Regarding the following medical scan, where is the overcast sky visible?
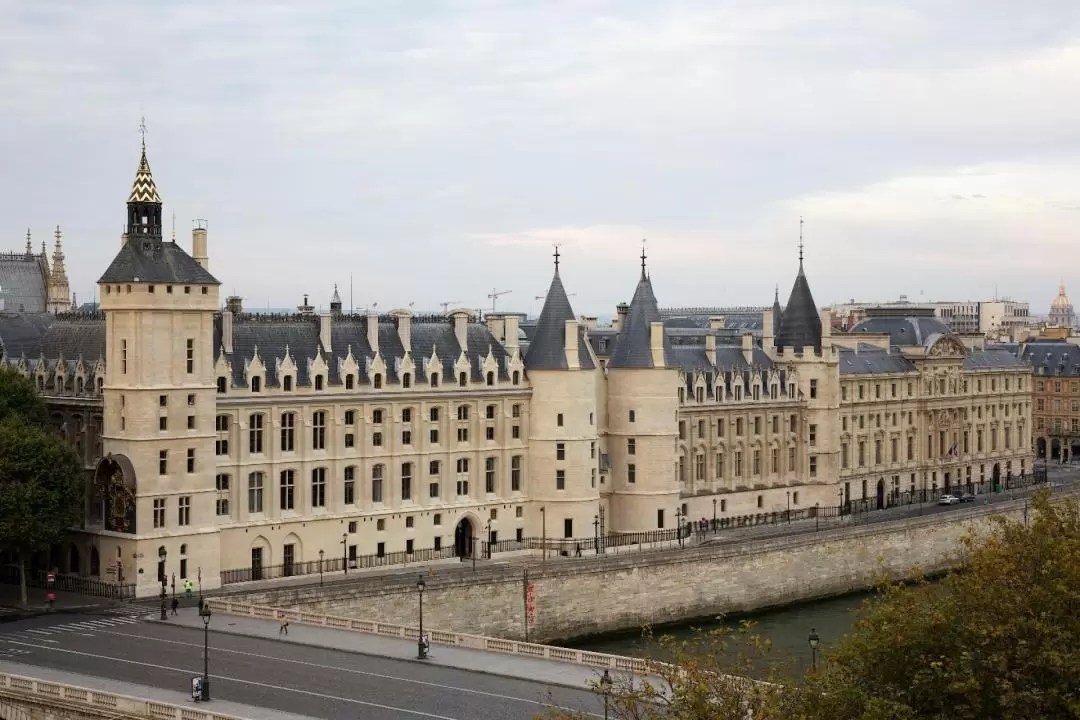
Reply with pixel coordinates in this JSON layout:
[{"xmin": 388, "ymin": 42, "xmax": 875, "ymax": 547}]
[{"xmin": 2, "ymin": 1, "xmax": 1079, "ymax": 317}]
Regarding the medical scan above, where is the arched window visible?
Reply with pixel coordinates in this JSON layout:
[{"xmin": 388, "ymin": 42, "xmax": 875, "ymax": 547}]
[
  {"xmin": 486, "ymin": 371, "xmax": 495, "ymax": 386},
  {"xmin": 512, "ymin": 371, "xmax": 520, "ymax": 385},
  {"xmin": 458, "ymin": 372, "xmax": 467, "ymax": 387},
  {"xmin": 431, "ymin": 373, "xmax": 439, "ymax": 387},
  {"xmin": 402, "ymin": 373, "xmax": 411, "ymax": 389},
  {"xmin": 373, "ymin": 374, "xmax": 383, "ymax": 389},
  {"xmin": 216, "ymin": 377, "xmax": 227, "ymax": 393}
]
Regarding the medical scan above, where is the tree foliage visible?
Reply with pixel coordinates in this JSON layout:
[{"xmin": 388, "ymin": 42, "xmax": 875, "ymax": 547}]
[
  {"xmin": 543, "ymin": 491, "xmax": 1080, "ymax": 720},
  {"xmin": 0, "ymin": 366, "xmax": 47, "ymax": 427}
]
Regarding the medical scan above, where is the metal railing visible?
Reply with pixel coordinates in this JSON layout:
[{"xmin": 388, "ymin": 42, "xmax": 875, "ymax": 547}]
[
  {"xmin": 0, "ymin": 567, "xmax": 135, "ymax": 600},
  {"xmin": 220, "ymin": 545, "xmax": 459, "ymax": 585}
]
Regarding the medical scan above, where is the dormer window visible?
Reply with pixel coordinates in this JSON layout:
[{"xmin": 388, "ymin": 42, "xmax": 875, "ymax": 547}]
[
  {"xmin": 431, "ymin": 373, "xmax": 440, "ymax": 387},
  {"xmin": 345, "ymin": 373, "xmax": 354, "ymax": 390},
  {"xmin": 459, "ymin": 372, "xmax": 467, "ymax": 387},
  {"xmin": 283, "ymin": 376, "xmax": 293, "ymax": 392},
  {"xmin": 216, "ymin": 377, "xmax": 226, "ymax": 393},
  {"xmin": 402, "ymin": 373, "xmax": 411, "ymax": 389},
  {"xmin": 373, "ymin": 373, "xmax": 382, "ymax": 389},
  {"xmin": 512, "ymin": 371, "xmax": 520, "ymax": 385},
  {"xmin": 251, "ymin": 376, "xmax": 261, "ymax": 393},
  {"xmin": 314, "ymin": 375, "xmax": 324, "ymax": 391},
  {"xmin": 486, "ymin": 371, "xmax": 495, "ymax": 386}
]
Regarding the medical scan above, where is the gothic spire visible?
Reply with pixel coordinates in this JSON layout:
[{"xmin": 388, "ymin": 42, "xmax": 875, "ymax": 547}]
[
  {"xmin": 24, "ymin": 228, "xmax": 31, "ymax": 257},
  {"xmin": 524, "ymin": 248, "xmax": 593, "ymax": 371},
  {"xmin": 128, "ymin": 142, "xmax": 162, "ymax": 204},
  {"xmin": 775, "ymin": 219, "xmax": 822, "ymax": 352}
]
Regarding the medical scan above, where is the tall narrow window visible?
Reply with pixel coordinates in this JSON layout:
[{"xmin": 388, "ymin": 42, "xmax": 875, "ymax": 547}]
[
  {"xmin": 280, "ymin": 412, "xmax": 295, "ymax": 452},
  {"xmin": 312, "ymin": 411, "xmax": 326, "ymax": 450},
  {"xmin": 215, "ymin": 474, "xmax": 230, "ymax": 516},
  {"xmin": 248, "ymin": 414, "xmax": 264, "ymax": 454},
  {"xmin": 177, "ymin": 496, "xmax": 191, "ymax": 526},
  {"xmin": 401, "ymin": 463, "xmax": 412, "ymax": 501},
  {"xmin": 372, "ymin": 464, "xmax": 384, "ymax": 503},
  {"xmin": 511, "ymin": 455, "xmax": 522, "ymax": 492},
  {"xmin": 311, "ymin": 467, "xmax": 326, "ymax": 508},
  {"xmin": 121, "ymin": 339, "xmax": 128, "ymax": 374},
  {"xmin": 485, "ymin": 457, "xmax": 496, "ymax": 493},
  {"xmin": 248, "ymin": 472, "xmax": 264, "ymax": 513},
  {"xmin": 343, "ymin": 466, "xmax": 356, "ymax": 505},
  {"xmin": 280, "ymin": 470, "xmax": 295, "ymax": 510},
  {"xmin": 185, "ymin": 339, "xmax": 194, "ymax": 373}
]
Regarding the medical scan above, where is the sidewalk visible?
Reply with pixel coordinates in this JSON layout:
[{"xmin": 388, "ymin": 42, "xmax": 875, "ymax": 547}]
[
  {"xmin": 0, "ymin": 585, "xmax": 125, "ymax": 621},
  {"xmin": 160, "ymin": 607, "xmax": 613, "ymax": 691},
  {"xmin": 0, "ymin": 658, "xmax": 318, "ymax": 720}
]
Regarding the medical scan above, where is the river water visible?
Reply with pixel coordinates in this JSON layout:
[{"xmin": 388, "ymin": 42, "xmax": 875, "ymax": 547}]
[{"xmin": 568, "ymin": 592, "xmax": 870, "ymax": 674}]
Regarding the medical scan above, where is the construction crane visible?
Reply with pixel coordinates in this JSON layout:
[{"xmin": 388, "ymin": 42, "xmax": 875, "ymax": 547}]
[
  {"xmin": 535, "ymin": 292, "xmax": 577, "ymax": 301},
  {"xmin": 439, "ymin": 300, "xmax": 461, "ymax": 314},
  {"xmin": 487, "ymin": 288, "xmax": 512, "ymax": 313}
]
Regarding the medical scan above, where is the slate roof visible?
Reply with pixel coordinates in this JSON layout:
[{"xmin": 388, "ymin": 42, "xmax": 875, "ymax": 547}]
[
  {"xmin": 608, "ymin": 271, "xmax": 674, "ymax": 369},
  {"xmin": 0, "ymin": 253, "xmax": 48, "ymax": 313},
  {"xmin": 0, "ymin": 312, "xmax": 106, "ymax": 362},
  {"xmin": 964, "ymin": 348, "xmax": 1026, "ymax": 371},
  {"xmin": 849, "ymin": 315, "xmax": 954, "ymax": 347},
  {"xmin": 0, "ymin": 312, "xmax": 54, "ymax": 359},
  {"xmin": 99, "ymin": 240, "xmax": 220, "ymax": 285},
  {"xmin": 524, "ymin": 268, "xmax": 594, "ymax": 371},
  {"xmin": 1018, "ymin": 340, "xmax": 1080, "ymax": 377},
  {"xmin": 215, "ymin": 314, "xmax": 513, "ymax": 388},
  {"xmin": 667, "ymin": 343, "xmax": 798, "ymax": 400},
  {"xmin": 775, "ymin": 261, "xmax": 822, "ymax": 352},
  {"xmin": 771, "ymin": 287, "xmax": 783, "ymax": 331},
  {"xmin": 839, "ymin": 346, "xmax": 917, "ymax": 375}
]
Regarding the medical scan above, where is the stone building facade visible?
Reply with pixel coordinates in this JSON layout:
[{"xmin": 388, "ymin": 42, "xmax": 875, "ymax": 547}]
[
  {"xmin": 1021, "ymin": 338, "xmax": 1080, "ymax": 462},
  {"xmin": 0, "ymin": 142, "xmax": 1033, "ymax": 596},
  {"xmin": 0, "ymin": 227, "xmax": 71, "ymax": 314}
]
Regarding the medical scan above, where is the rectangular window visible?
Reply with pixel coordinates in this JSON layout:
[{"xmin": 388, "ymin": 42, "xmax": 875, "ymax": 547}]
[
  {"xmin": 809, "ymin": 424, "xmax": 817, "ymax": 447},
  {"xmin": 279, "ymin": 470, "xmax": 295, "ymax": 510},
  {"xmin": 512, "ymin": 425, "xmax": 520, "ymax": 439},
  {"xmin": 429, "ymin": 429, "xmax": 438, "ymax": 444},
  {"xmin": 186, "ymin": 339, "xmax": 194, "ymax": 373},
  {"xmin": 457, "ymin": 405, "xmax": 469, "ymax": 421},
  {"xmin": 403, "ymin": 430, "xmax": 413, "ymax": 445},
  {"xmin": 215, "ymin": 474, "xmax": 230, "ymax": 516},
  {"xmin": 485, "ymin": 457, "xmax": 496, "ymax": 493},
  {"xmin": 343, "ymin": 466, "xmax": 355, "ymax": 505},
  {"xmin": 373, "ymin": 432, "xmax": 383, "ymax": 447},
  {"xmin": 563, "ymin": 518, "xmax": 573, "ymax": 539},
  {"xmin": 153, "ymin": 498, "xmax": 166, "ymax": 528},
  {"xmin": 556, "ymin": 469, "xmax": 565, "ymax": 490},
  {"xmin": 312, "ymin": 411, "xmax": 326, "ymax": 450},
  {"xmin": 627, "ymin": 438, "xmax": 636, "ymax": 455},
  {"xmin": 311, "ymin": 467, "xmax": 326, "ymax": 508},
  {"xmin": 657, "ymin": 509, "xmax": 664, "ymax": 529},
  {"xmin": 511, "ymin": 455, "xmax": 522, "ymax": 491},
  {"xmin": 186, "ymin": 448, "xmax": 195, "ymax": 473},
  {"xmin": 372, "ymin": 465, "xmax": 384, "ymax": 503},
  {"xmin": 841, "ymin": 443, "xmax": 849, "ymax": 469},
  {"xmin": 159, "ymin": 417, "xmax": 167, "ymax": 431},
  {"xmin": 457, "ymin": 427, "xmax": 468, "ymax": 443},
  {"xmin": 177, "ymin": 495, "xmax": 191, "ymax": 526},
  {"xmin": 557, "ymin": 413, "xmax": 564, "ymax": 426},
  {"xmin": 485, "ymin": 427, "xmax": 494, "ymax": 441},
  {"xmin": 248, "ymin": 472, "xmax": 264, "ymax": 513},
  {"xmin": 810, "ymin": 379, "xmax": 818, "ymax": 399},
  {"xmin": 248, "ymin": 414, "xmax": 264, "ymax": 454},
  {"xmin": 121, "ymin": 339, "xmax": 128, "ymax": 374},
  {"xmin": 809, "ymin": 455, "xmax": 817, "ymax": 477},
  {"xmin": 429, "ymin": 481, "xmax": 440, "ymax": 498},
  {"xmin": 556, "ymin": 442, "xmax": 565, "ymax": 460},
  {"xmin": 401, "ymin": 463, "xmax": 413, "ymax": 500},
  {"xmin": 280, "ymin": 412, "xmax": 295, "ymax": 452},
  {"xmin": 345, "ymin": 410, "xmax": 356, "ymax": 425},
  {"xmin": 628, "ymin": 463, "xmax": 636, "ymax": 484},
  {"xmin": 187, "ymin": 415, "xmax": 195, "ymax": 430},
  {"xmin": 158, "ymin": 450, "xmax": 167, "ymax": 475},
  {"xmin": 788, "ymin": 447, "xmax": 795, "ymax": 471},
  {"xmin": 430, "ymin": 407, "xmax": 440, "ymax": 422},
  {"xmin": 715, "ymin": 452, "xmax": 724, "ymax": 478}
]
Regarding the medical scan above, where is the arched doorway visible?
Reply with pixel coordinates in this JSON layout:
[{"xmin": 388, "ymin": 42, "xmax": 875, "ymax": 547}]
[
  {"xmin": 1051, "ymin": 438, "xmax": 1062, "ymax": 461},
  {"xmin": 992, "ymin": 462, "xmax": 1001, "ymax": 491},
  {"xmin": 1037, "ymin": 437, "xmax": 1047, "ymax": 458},
  {"xmin": 454, "ymin": 518, "xmax": 474, "ymax": 558},
  {"xmin": 89, "ymin": 546, "xmax": 100, "ymax": 577},
  {"xmin": 876, "ymin": 479, "xmax": 885, "ymax": 510},
  {"xmin": 68, "ymin": 544, "xmax": 80, "ymax": 575}
]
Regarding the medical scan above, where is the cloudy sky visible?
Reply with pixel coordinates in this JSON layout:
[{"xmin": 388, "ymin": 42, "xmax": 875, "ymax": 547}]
[{"xmin": 2, "ymin": 1, "xmax": 1079, "ymax": 317}]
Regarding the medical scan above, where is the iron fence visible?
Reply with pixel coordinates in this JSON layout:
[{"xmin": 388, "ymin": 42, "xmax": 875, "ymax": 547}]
[
  {"xmin": 0, "ymin": 566, "xmax": 135, "ymax": 600},
  {"xmin": 220, "ymin": 545, "xmax": 459, "ymax": 585}
]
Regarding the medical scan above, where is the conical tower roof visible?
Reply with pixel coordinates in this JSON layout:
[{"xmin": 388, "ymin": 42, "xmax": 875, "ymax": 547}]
[
  {"xmin": 128, "ymin": 143, "xmax": 162, "ymax": 204},
  {"xmin": 771, "ymin": 285, "xmax": 783, "ymax": 333},
  {"xmin": 609, "ymin": 255, "xmax": 672, "ymax": 369},
  {"xmin": 775, "ymin": 261, "xmax": 821, "ymax": 352},
  {"xmin": 524, "ymin": 251, "xmax": 594, "ymax": 370}
]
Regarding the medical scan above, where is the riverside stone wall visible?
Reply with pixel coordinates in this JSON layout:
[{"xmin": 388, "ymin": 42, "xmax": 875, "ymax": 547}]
[{"xmin": 227, "ymin": 500, "xmax": 1034, "ymax": 643}]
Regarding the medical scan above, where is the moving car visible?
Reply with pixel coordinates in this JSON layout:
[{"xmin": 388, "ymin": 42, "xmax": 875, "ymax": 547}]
[
  {"xmin": 959, "ymin": 492, "xmax": 976, "ymax": 503},
  {"xmin": 937, "ymin": 494, "xmax": 961, "ymax": 505}
]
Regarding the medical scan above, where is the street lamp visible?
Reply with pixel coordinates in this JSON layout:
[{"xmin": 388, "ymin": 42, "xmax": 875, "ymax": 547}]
[
  {"xmin": 318, "ymin": 549, "xmax": 325, "ymax": 587},
  {"xmin": 712, "ymin": 498, "xmax": 717, "ymax": 533},
  {"xmin": 786, "ymin": 491, "xmax": 791, "ymax": 524},
  {"xmin": 674, "ymin": 507, "xmax": 684, "ymax": 547},
  {"xmin": 485, "ymin": 519, "xmax": 492, "ymax": 559},
  {"xmin": 593, "ymin": 514, "xmax": 600, "ymax": 554},
  {"xmin": 808, "ymin": 627, "xmax": 820, "ymax": 670},
  {"xmin": 197, "ymin": 566, "xmax": 203, "ymax": 609},
  {"xmin": 341, "ymin": 533, "xmax": 348, "ymax": 575},
  {"xmin": 599, "ymin": 669, "xmax": 613, "ymax": 720},
  {"xmin": 837, "ymin": 489, "xmax": 844, "ymax": 515},
  {"xmin": 199, "ymin": 602, "xmax": 212, "ymax": 700},
  {"xmin": 814, "ymin": 502, "xmax": 820, "ymax": 531},
  {"xmin": 540, "ymin": 506, "xmax": 547, "ymax": 565},
  {"xmin": 158, "ymin": 547, "xmax": 167, "ymax": 621},
  {"xmin": 416, "ymin": 574, "xmax": 427, "ymax": 659}
]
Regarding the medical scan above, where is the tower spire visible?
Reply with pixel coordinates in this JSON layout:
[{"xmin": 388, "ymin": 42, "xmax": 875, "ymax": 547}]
[
  {"xmin": 24, "ymin": 228, "xmax": 31, "ymax": 257},
  {"xmin": 640, "ymin": 238, "xmax": 647, "ymax": 278},
  {"xmin": 798, "ymin": 216, "xmax": 804, "ymax": 266},
  {"xmin": 553, "ymin": 243, "xmax": 561, "ymax": 273}
]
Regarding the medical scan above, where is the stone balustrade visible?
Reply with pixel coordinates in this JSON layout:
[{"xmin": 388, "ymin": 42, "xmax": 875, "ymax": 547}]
[
  {"xmin": 207, "ymin": 599, "xmax": 651, "ymax": 675},
  {"xmin": 0, "ymin": 671, "xmax": 245, "ymax": 720}
]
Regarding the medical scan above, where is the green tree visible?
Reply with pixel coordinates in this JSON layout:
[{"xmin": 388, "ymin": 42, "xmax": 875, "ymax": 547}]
[
  {"xmin": 0, "ymin": 366, "xmax": 48, "ymax": 427},
  {"xmin": 0, "ymin": 420, "xmax": 83, "ymax": 607}
]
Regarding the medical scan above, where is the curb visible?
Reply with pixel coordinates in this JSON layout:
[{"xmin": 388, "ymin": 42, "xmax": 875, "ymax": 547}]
[{"xmin": 146, "ymin": 617, "xmax": 599, "ymax": 692}]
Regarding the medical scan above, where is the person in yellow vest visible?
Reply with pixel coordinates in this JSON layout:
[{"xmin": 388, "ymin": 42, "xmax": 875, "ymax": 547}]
[{"xmin": 183, "ymin": 578, "xmax": 193, "ymax": 600}]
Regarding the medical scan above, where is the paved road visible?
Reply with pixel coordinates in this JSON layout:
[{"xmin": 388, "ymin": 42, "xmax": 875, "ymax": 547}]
[{"xmin": 0, "ymin": 612, "xmax": 601, "ymax": 719}]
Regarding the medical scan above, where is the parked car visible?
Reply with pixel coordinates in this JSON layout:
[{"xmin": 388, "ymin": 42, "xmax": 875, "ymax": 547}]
[
  {"xmin": 959, "ymin": 492, "xmax": 976, "ymax": 503},
  {"xmin": 938, "ymin": 494, "xmax": 961, "ymax": 505}
]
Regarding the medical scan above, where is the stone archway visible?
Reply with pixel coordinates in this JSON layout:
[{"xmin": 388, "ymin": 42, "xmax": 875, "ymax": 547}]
[
  {"xmin": 992, "ymin": 462, "xmax": 1002, "ymax": 490},
  {"xmin": 1037, "ymin": 437, "xmax": 1047, "ymax": 458},
  {"xmin": 876, "ymin": 479, "xmax": 886, "ymax": 510},
  {"xmin": 454, "ymin": 517, "xmax": 475, "ymax": 558},
  {"xmin": 68, "ymin": 544, "xmax": 80, "ymax": 575},
  {"xmin": 93, "ymin": 454, "xmax": 137, "ymax": 534}
]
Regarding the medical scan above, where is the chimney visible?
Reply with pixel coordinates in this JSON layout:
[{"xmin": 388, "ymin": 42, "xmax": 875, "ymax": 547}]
[
  {"xmin": 192, "ymin": 220, "xmax": 208, "ymax": 270},
  {"xmin": 485, "ymin": 314, "xmax": 506, "ymax": 342},
  {"xmin": 705, "ymin": 332, "xmax": 716, "ymax": 366},
  {"xmin": 650, "ymin": 321, "xmax": 666, "ymax": 367},
  {"xmin": 393, "ymin": 309, "xmax": 412, "ymax": 354},
  {"xmin": 221, "ymin": 310, "xmax": 234, "ymax": 354},
  {"xmin": 366, "ymin": 311, "xmax": 380, "ymax": 355},
  {"xmin": 564, "ymin": 319, "xmax": 581, "ymax": 369},
  {"xmin": 451, "ymin": 310, "xmax": 469, "ymax": 353},
  {"xmin": 580, "ymin": 315, "xmax": 598, "ymax": 330},
  {"xmin": 225, "ymin": 295, "xmax": 243, "ymax": 314},
  {"xmin": 741, "ymin": 333, "xmax": 754, "ymax": 364},
  {"xmin": 709, "ymin": 316, "xmax": 726, "ymax": 331},
  {"xmin": 614, "ymin": 303, "xmax": 630, "ymax": 331},
  {"xmin": 820, "ymin": 310, "xmax": 833, "ymax": 351},
  {"xmin": 319, "ymin": 313, "xmax": 332, "ymax": 353},
  {"xmin": 763, "ymin": 309, "xmax": 775, "ymax": 348},
  {"xmin": 504, "ymin": 314, "xmax": 520, "ymax": 353}
]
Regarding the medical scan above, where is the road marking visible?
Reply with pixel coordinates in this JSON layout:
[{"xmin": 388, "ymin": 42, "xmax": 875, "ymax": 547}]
[
  {"xmin": 5, "ymin": 640, "xmax": 466, "ymax": 720},
  {"xmin": 24, "ymin": 630, "xmax": 53, "ymax": 636},
  {"xmin": 98, "ymin": 628, "xmax": 593, "ymax": 714}
]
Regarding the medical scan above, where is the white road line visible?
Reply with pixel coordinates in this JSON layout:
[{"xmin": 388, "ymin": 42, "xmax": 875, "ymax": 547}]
[
  {"xmin": 24, "ymin": 630, "xmax": 53, "ymax": 636},
  {"xmin": 97, "ymin": 628, "xmax": 597, "ymax": 716},
  {"xmin": 5, "ymin": 640, "xmax": 465, "ymax": 720},
  {"xmin": 76, "ymin": 633, "xmax": 94, "ymax": 637}
]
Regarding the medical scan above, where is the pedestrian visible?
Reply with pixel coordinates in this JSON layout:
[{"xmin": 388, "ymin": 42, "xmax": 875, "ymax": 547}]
[
  {"xmin": 183, "ymin": 578, "xmax": 194, "ymax": 600},
  {"xmin": 171, "ymin": 597, "xmax": 179, "ymax": 615},
  {"xmin": 279, "ymin": 617, "xmax": 289, "ymax": 635},
  {"xmin": 45, "ymin": 592, "xmax": 55, "ymax": 610}
]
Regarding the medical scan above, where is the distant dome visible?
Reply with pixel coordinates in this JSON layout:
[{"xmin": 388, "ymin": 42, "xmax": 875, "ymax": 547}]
[
  {"xmin": 849, "ymin": 314, "xmax": 954, "ymax": 347},
  {"xmin": 1051, "ymin": 283, "xmax": 1073, "ymax": 310}
]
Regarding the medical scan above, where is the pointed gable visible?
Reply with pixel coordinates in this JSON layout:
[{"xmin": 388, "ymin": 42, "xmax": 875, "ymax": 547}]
[
  {"xmin": 775, "ymin": 261, "xmax": 821, "ymax": 353},
  {"xmin": 525, "ymin": 263, "xmax": 593, "ymax": 370},
  {"xmin": 609, "ymin": 268, "xmax": 671, "ymax": 369}
]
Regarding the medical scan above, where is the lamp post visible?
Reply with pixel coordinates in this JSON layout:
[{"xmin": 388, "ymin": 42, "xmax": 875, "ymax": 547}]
[
  {"xmin": 712, "ymin": 498, "xmax": 717, "ymax": 533},
  {"xmin": 540, "ymin": 506, "xmax": 547, "ymax": 565},
  {"xmin": 837, "ymin": 489, "xmax": 844, "ymax": 516},
  {"xmin": 786, "ymin": 491, "xmax": 791, "ymax": 524},
  {"xmin": 199, "ymin": 602, "xmax": 212, "ymax": 700},
  {"xmin": 341, "ymin": 533, "xmax": 348, "ymax": 575},
  {"xmin": 318, "ymin": 549, "xmax": 325, "ymax": 587},
  {"xmin": 675, "ymin": 507, "xmax": 684, "ymax": 547},
  {"xmin": 815, "ymin": 502, "xmax": 820, "ymax": 531},
  {"xmin": 485, "ymin": 519, "xmax": 492, "ymax": 560},
  {"xmin": 158, "ymin": 547, "xmax": 167, "ymax": 621},
  {"xmin": 197, "ymin": 566, "xmax": 203, "ymax": 609},
  {"xmin": 599, "ymin": 669, "xmax": 613, "ymax": 720},
  {"xmin": 416, "ymin": 574, "xmax": 427, "ymax": 659},
  {"xmin": 808, "ymin": 627, "xmax": 820, "ymax": 671},
  {"xmin": 593, "ymin": 514, "xmax": 600, "ymax": 554}
]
